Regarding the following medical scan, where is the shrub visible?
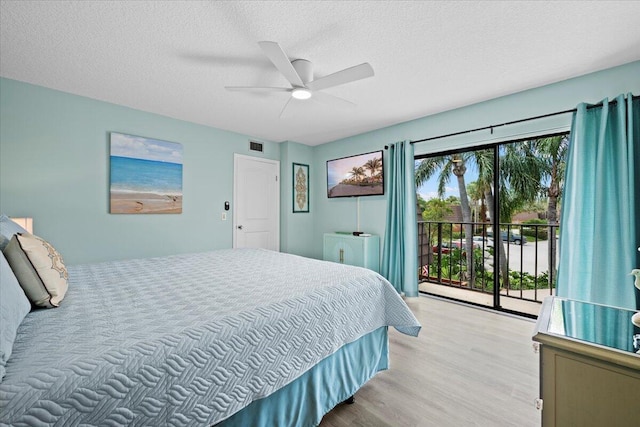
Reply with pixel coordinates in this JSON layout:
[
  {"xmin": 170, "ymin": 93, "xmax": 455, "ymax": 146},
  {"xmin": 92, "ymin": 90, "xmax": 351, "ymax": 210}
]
[{"xmin": 521, "ymin": 219, "xmax": 549, "ymax": 240}]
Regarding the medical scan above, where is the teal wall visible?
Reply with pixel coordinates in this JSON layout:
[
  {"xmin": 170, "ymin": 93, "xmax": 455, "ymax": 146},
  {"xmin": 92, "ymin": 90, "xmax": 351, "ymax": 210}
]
[
  {"xmin": 279, "ymin": 141, "xmax": 315, "ymax": 257},
  {"xmin": 0, "ymin": 78, "xmax": 279, "ymax": 264},
  {"xmin": 2, "ymin": 61, "xmax": 639, "ymax": 265},
  {"xmin": 310, "ymin": 60, "xmax": 640, "ymax": 260}
]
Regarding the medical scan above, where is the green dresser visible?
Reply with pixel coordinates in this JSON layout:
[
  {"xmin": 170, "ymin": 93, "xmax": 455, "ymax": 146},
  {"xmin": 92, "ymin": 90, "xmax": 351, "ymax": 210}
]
[{"xmin": 322, "ymin": 233, "xmax": 380, "ymax": 273}]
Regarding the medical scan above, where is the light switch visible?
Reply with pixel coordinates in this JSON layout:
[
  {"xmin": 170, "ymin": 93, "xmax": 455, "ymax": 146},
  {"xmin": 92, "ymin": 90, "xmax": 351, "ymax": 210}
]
[{"xmin": 221, "ymin": 213, "xmax": 227, "ymax": 221}]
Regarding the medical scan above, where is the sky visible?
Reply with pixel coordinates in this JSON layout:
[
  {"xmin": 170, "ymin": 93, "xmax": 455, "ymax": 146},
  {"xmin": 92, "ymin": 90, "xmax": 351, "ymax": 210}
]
[
  {"xmin": 327, "ymin": 151, "xmax": 382, "ymax": 187},
  {"xmin": 110, "ymin": 132, "xmax": 183, "ymax": 164}
]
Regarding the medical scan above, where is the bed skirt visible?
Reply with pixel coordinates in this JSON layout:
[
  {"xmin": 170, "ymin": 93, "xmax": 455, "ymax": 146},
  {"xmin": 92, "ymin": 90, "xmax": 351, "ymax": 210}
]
[{"xmin": 218, "ymin": 326, "xmax": 389, "ymax": 427}]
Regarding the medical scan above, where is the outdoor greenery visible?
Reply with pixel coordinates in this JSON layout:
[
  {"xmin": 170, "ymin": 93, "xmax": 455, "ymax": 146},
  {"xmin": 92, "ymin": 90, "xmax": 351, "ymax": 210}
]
[
  {"xmin": 521, "ymin": 218, "xmax": 550, "ymax": 240},
  {"xmin": 416, "ymin": 134, "xmax": 569, "ymax": 293},
  {"xmin": 417, "ymin": 195, "xmax": 453, "ymax": 221},
  {"xmin": 425, "ymin": 248, "xmax": 553, "ymax": 292}
]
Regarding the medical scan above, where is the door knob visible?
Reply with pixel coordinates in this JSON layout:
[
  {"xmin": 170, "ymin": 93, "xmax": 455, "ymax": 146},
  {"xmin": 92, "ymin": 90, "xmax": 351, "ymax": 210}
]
[{"xmin": 237, "ymin": 225, "xmax": 243, "ymax": 230}]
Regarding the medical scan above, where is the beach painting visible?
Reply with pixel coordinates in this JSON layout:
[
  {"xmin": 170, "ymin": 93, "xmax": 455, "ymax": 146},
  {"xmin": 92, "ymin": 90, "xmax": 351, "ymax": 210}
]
[{"xmin": 110, "ymin": 132, "xmax": 183, "ymax": 214}]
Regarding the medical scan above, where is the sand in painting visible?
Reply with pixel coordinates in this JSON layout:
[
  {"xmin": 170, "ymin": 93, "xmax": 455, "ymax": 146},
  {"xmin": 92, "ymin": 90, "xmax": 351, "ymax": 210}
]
[{"xmin": 110, "ymin": 191, "xmax": 182, "ymax": 214}]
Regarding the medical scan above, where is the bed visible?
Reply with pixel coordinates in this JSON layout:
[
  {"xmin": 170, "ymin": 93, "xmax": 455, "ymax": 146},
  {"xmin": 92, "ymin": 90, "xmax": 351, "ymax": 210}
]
[{"xmin": 0, "ymin": 247, "xmax": 421, "ymax": 426}]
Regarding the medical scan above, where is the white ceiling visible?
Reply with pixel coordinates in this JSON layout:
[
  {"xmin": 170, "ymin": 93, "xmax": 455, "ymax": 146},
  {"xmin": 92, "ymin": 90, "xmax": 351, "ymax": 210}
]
[{"xmin": 1, "ymin": 1, "xmax": 639, "ymax": 146}]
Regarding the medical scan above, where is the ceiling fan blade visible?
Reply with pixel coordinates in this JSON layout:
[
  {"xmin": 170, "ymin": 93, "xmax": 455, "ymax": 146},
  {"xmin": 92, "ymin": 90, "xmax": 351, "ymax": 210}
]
[
  {"xmin": 279, "ymin": 97, "xmax": 296, "ymax": 119},
  {"xmin": 225, "ymin": 86, "xmax": 291, "ymax": 93},
  {"xmin": 307, "ymin": 63, "xmax": 374, "ymax": 91},
  {"xmin": 311, "ymin": 91, "xmax": 356, "ymax": 110},
  {"xmin": 258, "ymin": 41, "xmax": 305, "ymax": 88}
]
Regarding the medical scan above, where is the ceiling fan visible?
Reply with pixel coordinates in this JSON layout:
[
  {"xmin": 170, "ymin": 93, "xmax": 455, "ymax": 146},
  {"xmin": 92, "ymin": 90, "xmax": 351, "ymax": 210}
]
[{"xmin": 225, "ymin": 41, "xmax": 374, "ymax": 118}]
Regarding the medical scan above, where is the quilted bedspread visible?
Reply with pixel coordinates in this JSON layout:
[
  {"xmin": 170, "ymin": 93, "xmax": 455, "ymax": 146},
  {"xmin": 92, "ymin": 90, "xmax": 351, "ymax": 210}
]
[{"xmin": 0, "ymin": 249, "xmax": 420, "ymax": 426}]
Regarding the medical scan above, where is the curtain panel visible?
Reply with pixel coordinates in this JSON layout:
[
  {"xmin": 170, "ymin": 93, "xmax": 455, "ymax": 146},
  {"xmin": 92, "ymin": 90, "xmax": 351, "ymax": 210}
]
[
  {"xmin": 381, "ymin": 141, "xmax": 418, "ymax": 297},
  {"xmin": 557, "ymin": 93, "xmax": 639, "ymax": 310}
]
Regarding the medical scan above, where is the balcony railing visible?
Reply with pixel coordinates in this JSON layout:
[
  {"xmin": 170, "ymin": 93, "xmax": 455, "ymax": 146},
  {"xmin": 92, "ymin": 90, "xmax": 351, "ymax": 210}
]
[{"xmin": 418, "ymin": 221, "xmax": 559, "ymax": 306}]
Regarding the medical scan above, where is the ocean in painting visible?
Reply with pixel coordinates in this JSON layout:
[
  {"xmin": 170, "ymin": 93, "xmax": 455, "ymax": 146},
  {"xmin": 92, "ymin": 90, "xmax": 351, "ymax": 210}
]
[{"xmin": 110, "ymin": 156, "xmax": 182, "ymax": 195}]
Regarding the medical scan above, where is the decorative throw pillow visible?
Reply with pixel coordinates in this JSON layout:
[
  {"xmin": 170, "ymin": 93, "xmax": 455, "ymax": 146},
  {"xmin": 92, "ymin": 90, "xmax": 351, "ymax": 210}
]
[
  {"xmin": 3, "ymin": 233, "xmax": 68, "ymax": 308},
  {"xmin": 0, "ymin": 214, "xmax": 29, "ymax": 251},
  {"xmin": 0, "ymin": 251, "xmax": 31, "ymax": 382}
]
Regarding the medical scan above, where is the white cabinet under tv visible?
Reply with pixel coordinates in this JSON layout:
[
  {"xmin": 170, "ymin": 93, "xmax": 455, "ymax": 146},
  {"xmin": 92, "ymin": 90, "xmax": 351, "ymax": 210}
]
[{"xmin": 323, "ymin": 233, "xmax": 380, "ymax": 273}]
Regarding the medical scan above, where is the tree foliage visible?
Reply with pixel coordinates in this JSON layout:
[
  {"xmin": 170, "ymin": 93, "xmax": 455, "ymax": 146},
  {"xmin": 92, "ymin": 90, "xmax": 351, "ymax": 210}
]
[{"xmin": 421, "ymin": 198, "xmax": 453, "ymax": 221}]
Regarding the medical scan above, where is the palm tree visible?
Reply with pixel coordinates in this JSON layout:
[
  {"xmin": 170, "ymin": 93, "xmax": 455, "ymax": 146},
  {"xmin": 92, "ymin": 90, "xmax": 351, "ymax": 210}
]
[
  {"xmin": 497, "ymin": 143, "xmax": 544, "ymax": 288},
  {"xmin": 468, "ymin": 149, "xmax": 512, "ymax": 288},
  {"xmin": 534, "ymin": 135, "xmax": 569, "ymax": 285},
  {"xmin": 500, "ymin": 142, "xmax": 544, "ymax": 220},
  {"xmin": 348, "ymin": 166, "xmax": 366, "ymax": 183},
  {"xmin": 364, "ymin": 157, "xmax": 382, "ymax": 179},
  {"xmin": 466, "ymin": 180, "xmax": 487, "ymax": 230},
  {"xmin": 416, "ymin": 153, "xmax": 475, "ymax": 285}
]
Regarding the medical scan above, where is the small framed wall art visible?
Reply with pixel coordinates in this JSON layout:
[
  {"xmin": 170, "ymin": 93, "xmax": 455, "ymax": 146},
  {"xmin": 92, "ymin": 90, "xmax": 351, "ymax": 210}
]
[{"xmin": 292, "ymin": 162, "xmax": 309, "ymax": 213}]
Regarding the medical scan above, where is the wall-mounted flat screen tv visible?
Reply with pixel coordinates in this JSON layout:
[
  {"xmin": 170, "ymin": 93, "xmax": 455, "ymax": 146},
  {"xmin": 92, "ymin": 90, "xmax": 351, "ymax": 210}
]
[{"xmin": 327, "ymin": 150, "xmax": 384, "ymax": 198}]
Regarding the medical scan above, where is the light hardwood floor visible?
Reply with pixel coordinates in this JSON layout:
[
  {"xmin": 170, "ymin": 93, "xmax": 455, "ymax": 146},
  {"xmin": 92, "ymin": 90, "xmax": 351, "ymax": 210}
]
[{"xmin": 320, "ymin": 296, "xmax": 541, "ymax": 427}]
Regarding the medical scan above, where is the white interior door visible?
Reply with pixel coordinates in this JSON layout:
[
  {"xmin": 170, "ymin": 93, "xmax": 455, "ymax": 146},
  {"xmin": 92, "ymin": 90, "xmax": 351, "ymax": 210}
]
[{"xmin": 233, "ymin": 154, "xmax": 280, "ymax": 250}]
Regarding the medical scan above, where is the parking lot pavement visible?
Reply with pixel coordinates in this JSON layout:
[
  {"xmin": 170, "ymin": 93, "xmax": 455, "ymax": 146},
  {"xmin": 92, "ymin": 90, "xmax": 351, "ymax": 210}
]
[{"xmin": 485, "ymin": 240, "xmax": 558, "ymax": 275}]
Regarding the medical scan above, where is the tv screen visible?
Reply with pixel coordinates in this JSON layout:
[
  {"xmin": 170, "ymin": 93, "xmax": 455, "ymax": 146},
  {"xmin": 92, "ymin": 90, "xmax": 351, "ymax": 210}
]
[{"xmin": 327, "ymin": 150, "xmax": 384, "ymax": 198}]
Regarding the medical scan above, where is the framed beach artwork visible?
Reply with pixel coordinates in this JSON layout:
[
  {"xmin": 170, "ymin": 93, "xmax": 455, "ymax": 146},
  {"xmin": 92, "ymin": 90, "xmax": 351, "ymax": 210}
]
[
  {"xmin": 109, "ymin": 132, "xmax": 183, "ymax": 214},
  {"xmin": 292, "ymin": 163, "xmax": 309, "ymax": 213}
]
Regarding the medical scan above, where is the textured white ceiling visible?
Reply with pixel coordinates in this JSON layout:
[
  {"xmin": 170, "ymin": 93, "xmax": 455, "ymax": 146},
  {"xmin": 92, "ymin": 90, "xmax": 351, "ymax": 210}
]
[{"xmin": 1, "ymin": 1, "xmax": 639, "ymax": 146}]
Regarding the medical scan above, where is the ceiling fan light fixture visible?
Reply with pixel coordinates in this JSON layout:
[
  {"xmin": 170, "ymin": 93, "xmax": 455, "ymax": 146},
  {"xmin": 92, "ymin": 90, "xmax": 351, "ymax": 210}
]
[{"xmin": 291, "ymin": 88, "xmax": 312, "ymax": 100}]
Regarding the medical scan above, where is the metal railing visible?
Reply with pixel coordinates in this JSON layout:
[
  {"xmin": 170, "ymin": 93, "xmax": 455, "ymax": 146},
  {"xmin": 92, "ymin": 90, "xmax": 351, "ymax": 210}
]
[{"xmin": 418, "ymin": 221, "xmax": 559, "ymax": 304}]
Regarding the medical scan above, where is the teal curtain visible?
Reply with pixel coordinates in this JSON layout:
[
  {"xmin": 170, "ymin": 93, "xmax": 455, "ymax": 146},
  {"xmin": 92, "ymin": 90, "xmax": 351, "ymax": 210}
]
[
  {"xmin": 557, "ymin": 94, "xmax": 640, "ymax": 310},
  {"xmin": 381, "ymin": 141, "xmax": 418, "ymax": 296}
]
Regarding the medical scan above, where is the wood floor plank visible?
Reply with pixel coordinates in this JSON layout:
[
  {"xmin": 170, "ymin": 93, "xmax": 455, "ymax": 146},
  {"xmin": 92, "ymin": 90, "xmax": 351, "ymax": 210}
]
[{"xmin": 320, "ymin": 296, "xmax": 541, "ymax": 426}]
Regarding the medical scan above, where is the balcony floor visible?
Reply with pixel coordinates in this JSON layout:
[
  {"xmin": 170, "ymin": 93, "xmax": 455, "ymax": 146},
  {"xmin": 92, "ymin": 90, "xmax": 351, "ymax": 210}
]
[{"xmin": 419, "ymin": 281, "xmax": 555, "ymax": 317}]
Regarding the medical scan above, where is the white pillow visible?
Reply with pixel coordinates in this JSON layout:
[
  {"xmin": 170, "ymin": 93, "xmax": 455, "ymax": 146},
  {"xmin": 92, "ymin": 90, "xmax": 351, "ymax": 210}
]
[{"xmin": 3, "ymin": 233, "xmax": 68, "ymax": 308}]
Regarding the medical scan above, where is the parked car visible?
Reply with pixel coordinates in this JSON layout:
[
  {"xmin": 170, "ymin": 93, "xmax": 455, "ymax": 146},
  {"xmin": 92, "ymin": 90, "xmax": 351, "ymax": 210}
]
[
  {"xmin": 487, "ymin": 231, "xmax": 527, "ymax": 245},
  {"xmin": 432, "ymin": 239, "xmax": 486, "ymax": 255},
  {"xmin": 432, "ymin": 241, "xmax": 465, "ymax": 254},
  {"xmin": 472, "ymin": 235, "xmax": 494, "ymax": 248}
]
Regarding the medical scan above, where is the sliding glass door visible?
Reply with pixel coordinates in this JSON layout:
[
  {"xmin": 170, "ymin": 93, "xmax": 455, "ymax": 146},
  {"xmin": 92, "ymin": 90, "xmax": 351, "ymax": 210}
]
[{"xmin": 415, "ymin": 134, "xmax": 568, "ymax": 317}]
